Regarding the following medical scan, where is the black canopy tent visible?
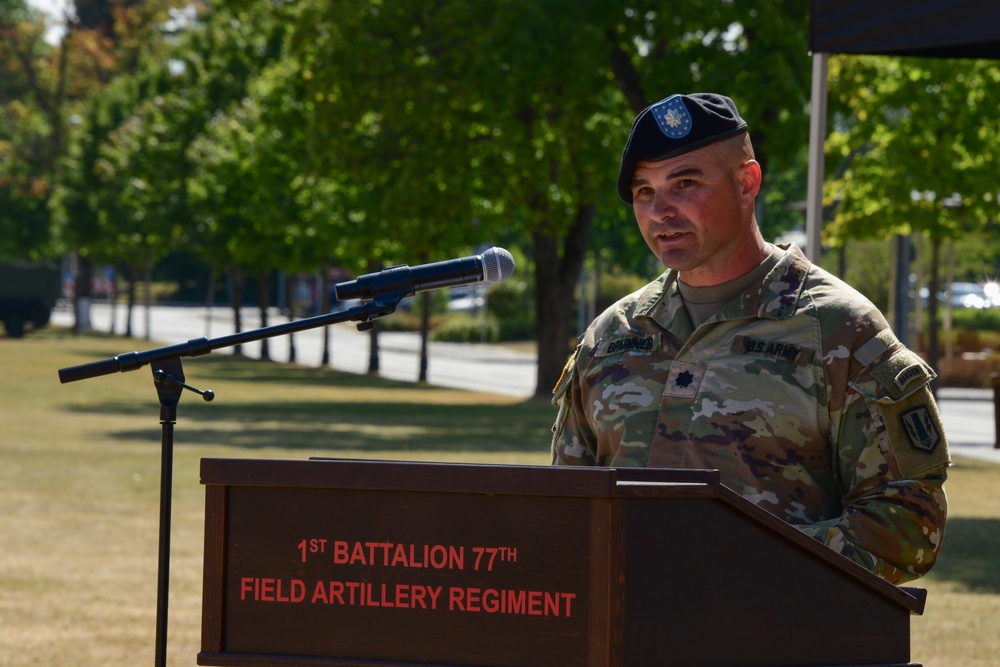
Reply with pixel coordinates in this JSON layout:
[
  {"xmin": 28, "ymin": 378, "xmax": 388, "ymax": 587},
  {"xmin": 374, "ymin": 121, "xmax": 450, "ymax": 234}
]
[
  {"xmin": 810, "ymin": 0, "xmax": 1000, "ymax": 59},
  {"xmin": 805, "ymin": 0, "xmax": 1000, "ymax": 262}
]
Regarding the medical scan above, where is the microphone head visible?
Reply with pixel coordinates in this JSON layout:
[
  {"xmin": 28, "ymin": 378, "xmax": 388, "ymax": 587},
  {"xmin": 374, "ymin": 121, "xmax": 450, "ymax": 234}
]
[{"xmin": 481, "ymin": 247, "xmax": 515, "ymax": 284}]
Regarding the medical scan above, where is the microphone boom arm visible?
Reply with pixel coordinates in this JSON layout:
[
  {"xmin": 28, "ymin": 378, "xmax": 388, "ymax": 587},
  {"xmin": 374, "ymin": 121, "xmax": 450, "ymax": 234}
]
[{"xmin": 57, "ymin": 293, "xmax": 405, "ymax": 383}]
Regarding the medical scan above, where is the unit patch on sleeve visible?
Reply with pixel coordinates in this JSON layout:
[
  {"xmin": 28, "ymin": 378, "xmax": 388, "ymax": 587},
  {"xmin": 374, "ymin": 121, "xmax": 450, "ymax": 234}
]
[
  {"xmin": 879, "ymin": 389, "xmax": 951, "ymax": 478},
  {"xmin": 898, "ymin": 405, "xmax": 942, "ymax": 453}
]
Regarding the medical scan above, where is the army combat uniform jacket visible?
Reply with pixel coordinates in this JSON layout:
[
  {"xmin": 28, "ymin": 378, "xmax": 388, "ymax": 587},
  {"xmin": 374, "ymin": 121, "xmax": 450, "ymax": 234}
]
[{"xmin": 552, "ymin": 244, "xmax": 949, "ymax": 584}]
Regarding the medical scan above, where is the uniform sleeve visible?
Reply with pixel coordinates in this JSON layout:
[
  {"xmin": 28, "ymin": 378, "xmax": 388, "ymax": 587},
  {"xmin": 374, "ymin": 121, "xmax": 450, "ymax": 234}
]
[
  {"xmin": 798, "ymin": 347, "xmax": 950, "ymax": 584},
  {"xmin": 550, "ymin": 349, "xmax": 598, "ymax": 466}
]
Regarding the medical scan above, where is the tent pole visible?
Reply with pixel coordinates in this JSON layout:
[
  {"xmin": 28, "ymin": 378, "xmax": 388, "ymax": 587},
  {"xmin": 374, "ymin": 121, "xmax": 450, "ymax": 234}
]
[{"xmin": 805, "ymin": 52, "xmax": 829, "ymax": 265}]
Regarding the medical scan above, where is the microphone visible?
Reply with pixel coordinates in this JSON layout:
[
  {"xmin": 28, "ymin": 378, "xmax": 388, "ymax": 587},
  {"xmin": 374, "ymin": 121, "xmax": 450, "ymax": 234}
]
[{"xmin": 334, "ymin": 247, "xmax": 515, "ymax": 302}]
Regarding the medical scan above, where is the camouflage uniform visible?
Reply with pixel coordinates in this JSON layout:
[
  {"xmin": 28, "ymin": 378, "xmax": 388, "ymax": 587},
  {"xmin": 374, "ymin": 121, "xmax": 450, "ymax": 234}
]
[{"xmin": 552, "ymin": 244, "xmax": 949, "ymax": 584}]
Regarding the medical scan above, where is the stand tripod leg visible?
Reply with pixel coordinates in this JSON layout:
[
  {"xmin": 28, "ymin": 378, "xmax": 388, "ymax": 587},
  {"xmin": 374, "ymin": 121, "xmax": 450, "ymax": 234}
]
[
  {"xmin": 155, "ymin": 418, "xmax": 174, "ymax": 667},
  {"xmin": 151, "ymin": 358, "xmax": 183, "ymax": 667}
]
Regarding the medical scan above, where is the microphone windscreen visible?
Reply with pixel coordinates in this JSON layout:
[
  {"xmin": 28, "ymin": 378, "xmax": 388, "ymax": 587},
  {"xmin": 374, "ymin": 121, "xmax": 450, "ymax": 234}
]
[{"xmin": 482, "ymin": 247, "xmax": 515, "ymax": 284}]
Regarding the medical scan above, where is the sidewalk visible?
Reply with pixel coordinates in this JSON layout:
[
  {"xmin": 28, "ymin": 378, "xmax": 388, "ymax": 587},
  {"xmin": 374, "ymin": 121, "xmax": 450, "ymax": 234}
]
[
  {"xmin": 936, "ymin": 387, "xmax": 1000, "ymax": 465},
  {"xmin": 51, "ymin": 303, "xmax": 1000, "ymax": 465}
]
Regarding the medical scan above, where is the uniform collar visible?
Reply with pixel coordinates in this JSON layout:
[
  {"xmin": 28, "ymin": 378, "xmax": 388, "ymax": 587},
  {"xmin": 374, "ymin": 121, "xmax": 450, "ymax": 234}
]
[{"xmin": 635, "ymin": 244, "xmax": 811, "ymax": 332}]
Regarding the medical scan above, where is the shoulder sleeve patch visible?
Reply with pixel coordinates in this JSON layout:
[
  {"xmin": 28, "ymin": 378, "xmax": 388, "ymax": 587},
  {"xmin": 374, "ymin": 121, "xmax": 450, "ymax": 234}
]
[
  {"xmin": 850, "ymin": 343, "xmax": 950, "ymax": 478},
  {"xmin": 551, "ymin": 349, "xmax": 578, "ymax": 404},
  {"xmin": 869, "ymin": 348, "xmax": 937, "ymax": 400},
  {"xmin": 879, "ymin": 387, "xmax": 951, "ymax": 478}
]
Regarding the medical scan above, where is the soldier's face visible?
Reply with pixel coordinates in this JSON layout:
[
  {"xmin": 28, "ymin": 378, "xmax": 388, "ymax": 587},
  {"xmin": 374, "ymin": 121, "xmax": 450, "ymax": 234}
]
[{"xmin": 630, "ymin": 143, "xmax": 761, "ymax": 287}]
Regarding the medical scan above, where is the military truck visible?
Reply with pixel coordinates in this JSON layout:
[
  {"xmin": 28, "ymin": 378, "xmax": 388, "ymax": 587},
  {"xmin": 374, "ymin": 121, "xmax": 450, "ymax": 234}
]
[{"xmin": 0, "ymin": 262, "xmax": 62, "ymax": 338}]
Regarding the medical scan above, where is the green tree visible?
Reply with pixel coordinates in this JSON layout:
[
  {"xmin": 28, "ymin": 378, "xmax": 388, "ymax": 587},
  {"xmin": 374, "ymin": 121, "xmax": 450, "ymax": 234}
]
[
  {"xmin": 824, "ymin": 55, "xmax": 1000, "ymax": 377},
  {"xmin": 292, "ymin": 1, "xmax": 505, "ymax": 378},
  {"xmin": 52, "ymin": 0, "xmax": 815, "ymax": 397},
  {"xmin": 21, "ymin": 0, "xmax": 193, "ymax": 331},
  {"xmin": 0, "ymin": 0, "xmax": 70, "ymax": 261},
  {"xmin": 295, "ymin": 0, "xmax": 813, "ymax": 395}
]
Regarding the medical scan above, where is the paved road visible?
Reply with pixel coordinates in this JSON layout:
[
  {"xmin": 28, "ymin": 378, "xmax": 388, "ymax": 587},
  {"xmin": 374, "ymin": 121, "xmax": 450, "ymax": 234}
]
[
  {"xmin": 53, "ymin": 302, "xmax": 538, "ymax": 398},
  {"xmin": 52, "ymin": 303, "xmax": 1000, "ymax": 464}
]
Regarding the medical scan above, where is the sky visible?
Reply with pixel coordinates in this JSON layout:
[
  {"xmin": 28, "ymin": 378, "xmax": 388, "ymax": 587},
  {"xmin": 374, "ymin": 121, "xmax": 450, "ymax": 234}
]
[
  {"xmin": 26, "ymin": 0, "xmax": 70, "ymax": 43},
  {"xmin": 26, "ymin": 0, "xmax": 67, "ymax": 14}
]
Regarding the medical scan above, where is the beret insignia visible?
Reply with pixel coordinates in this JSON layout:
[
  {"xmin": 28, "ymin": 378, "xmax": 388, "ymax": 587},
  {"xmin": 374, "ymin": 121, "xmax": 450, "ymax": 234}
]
[{"xmin": 652, "ymin": 95, "xmax": 693, "ymax": 139}]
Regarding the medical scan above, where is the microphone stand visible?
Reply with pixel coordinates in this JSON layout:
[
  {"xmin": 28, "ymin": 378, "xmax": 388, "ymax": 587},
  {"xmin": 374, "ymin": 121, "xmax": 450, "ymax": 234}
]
[{"xmin": 57, "ymin": 292, "xmax": 407, "ymax": 667}]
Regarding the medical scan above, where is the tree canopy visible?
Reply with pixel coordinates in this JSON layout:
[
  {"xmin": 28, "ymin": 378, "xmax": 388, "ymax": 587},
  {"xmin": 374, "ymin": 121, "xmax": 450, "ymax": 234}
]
[
  {"xmin": 824, "ymin": 55, "xmax": 1000, "ymax": 245},
  {"xmin": 8, "ymin": 1, "xmax": 998, "ymax": 393}
]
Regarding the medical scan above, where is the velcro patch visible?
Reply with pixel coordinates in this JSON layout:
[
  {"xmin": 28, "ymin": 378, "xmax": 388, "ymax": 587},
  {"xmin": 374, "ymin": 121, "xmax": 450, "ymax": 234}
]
[
  {"xmin": 894, "ymin": 364, "xmax": 927, "ymax": 392},
  {"xmin": 899, "ymin": 405, "xmax": 942, "ymax": 452},
  {"xmin": 853, "ymin": 329, "xmax": 895, "ymax": 366},
  {"xmin": 594, "ymin": 333, "xmax": 660, "ymax": 357},
  {"xmin": 879, "ymin": 388, "xmax": 951, "ymax": 478},
  {"xmin": 871, "ymin": 348, "xmax": 935, "ymax": 400},
  {"xmin": 663, "ymin": 361, "xmax": 705, "ymax": 399},
  {"xmin": 731, "ymin": 335, "xmax": 814, "ymax": 366}
]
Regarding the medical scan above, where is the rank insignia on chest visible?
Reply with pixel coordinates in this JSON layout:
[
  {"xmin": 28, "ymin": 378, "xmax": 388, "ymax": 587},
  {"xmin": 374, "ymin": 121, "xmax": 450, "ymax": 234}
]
[
  {"xmin": 663, "ymin": 361, "xmax": 704, "ymax": 398},
  {"xmin": 595, "ymin": 333, "xmax": 660, "ymax": 357}
]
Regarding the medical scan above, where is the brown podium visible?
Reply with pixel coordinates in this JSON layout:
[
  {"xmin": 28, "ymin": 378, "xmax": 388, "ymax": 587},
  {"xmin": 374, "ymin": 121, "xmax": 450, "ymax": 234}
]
[{"xmin": 198, "ymin": 458, "xmax": 926, "ymax": 667}]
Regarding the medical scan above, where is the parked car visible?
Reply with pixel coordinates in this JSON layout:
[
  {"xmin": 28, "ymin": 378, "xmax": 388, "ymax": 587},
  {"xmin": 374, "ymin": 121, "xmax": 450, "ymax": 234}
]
[
  {"xmin": 920, "ymin": 281, "xmax": 998, "ymax": 309},
  {"xmin": 446, "ymin": 285, "xmax": 485, "ymax": 313}
]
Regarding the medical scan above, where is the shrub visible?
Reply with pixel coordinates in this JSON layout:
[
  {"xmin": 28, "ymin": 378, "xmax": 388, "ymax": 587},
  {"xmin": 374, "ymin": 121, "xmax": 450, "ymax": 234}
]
[
  {"xmin": 488, "ymin": 280, "xmax": 535, "ymax": 341},
  {"xmin": 595, "ymin": 266, "xmax": 652, "ymax": 314},
  {"xmin": 952, "ymin": 307, "xmax": 1000, "ymax": 332},
  {"xmin": 431, "ymin": 313, "xmax": 500, "ymax": 343},
  {"xmin": 937, "ymin": 353, "xmax": 1000, "ymax": 388}
]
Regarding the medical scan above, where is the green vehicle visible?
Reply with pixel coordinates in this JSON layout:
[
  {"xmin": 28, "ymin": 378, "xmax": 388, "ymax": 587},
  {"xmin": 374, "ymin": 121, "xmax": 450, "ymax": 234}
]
[{"xmin": 0, "ymin": 262, "xmax": 62, "ymax": 338}]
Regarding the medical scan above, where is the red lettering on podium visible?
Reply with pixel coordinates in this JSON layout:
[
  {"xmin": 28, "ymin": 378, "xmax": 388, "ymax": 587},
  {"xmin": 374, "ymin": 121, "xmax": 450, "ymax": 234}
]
[
  {"xmin": 447, "ymin": 587, "xmax": 576, "ymax": 617},
  {"xmin": 240, "ymin": 577, "xmax": 306, "ymax": 603},
  {"xmin": 331, "ymin": 540, "xmax": 465, "ymax": 569}
]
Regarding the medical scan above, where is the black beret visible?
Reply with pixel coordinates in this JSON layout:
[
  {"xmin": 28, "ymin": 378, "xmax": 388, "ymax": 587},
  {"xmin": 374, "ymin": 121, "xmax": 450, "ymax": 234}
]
[{"xmin": 617, "ymin": 93, "xmax": 748, "ymax": 203}]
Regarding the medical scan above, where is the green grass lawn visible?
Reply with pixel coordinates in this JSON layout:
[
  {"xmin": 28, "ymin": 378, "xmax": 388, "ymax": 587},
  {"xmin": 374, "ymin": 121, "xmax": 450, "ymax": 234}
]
[{"xmin": 1, "ymin": 328, "xmax": 997, "ymax": 666}]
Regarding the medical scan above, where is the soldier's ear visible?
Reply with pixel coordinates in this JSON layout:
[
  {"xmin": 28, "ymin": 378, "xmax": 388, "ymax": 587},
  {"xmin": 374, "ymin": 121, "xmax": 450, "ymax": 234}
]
[{"xmin": 738, "ymin": 159, "xmax": 762, "ymax": 205}]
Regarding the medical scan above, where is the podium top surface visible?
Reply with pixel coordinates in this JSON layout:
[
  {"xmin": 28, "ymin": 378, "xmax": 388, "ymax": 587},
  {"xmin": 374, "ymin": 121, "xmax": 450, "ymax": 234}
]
[{"xmin": 200, "ymin": 456, "xmax": 721, "ymax": 499}]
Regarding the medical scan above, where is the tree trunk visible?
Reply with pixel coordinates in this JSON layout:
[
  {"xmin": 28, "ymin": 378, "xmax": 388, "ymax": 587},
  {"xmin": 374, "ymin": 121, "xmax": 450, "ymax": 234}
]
[
  {"xmin": 108, "ymin": 266, "xmax": 118, "ymax": 335},
  {"xmin": 229, "ymin": 265, "xmax": 244, "ymax": 356},
  {"xmin": 257, "ymin": 270, "xmax": 271, "ymax": 361},
  {"xmin": 320, "ymin": 265, "xmax": 332, "ymax": 366},
  {"xmin": 125, "ymin": 259, "xmax": 137, "ymax": 338},
  {"xmin": 366, "ymin": 259, "xmax": 381, "ymax": 375},
  {"xmin": 926, "ymin": 236, "xmax": 942, "ymax": 397},
  {"xmin": 285, "ymin": 273, "xmax": 297, "ymax": 364},
  {"xmin": 72, "ymin": 253, "xmax": 92, "ymax": 334},
  {"xmin": 204, "ymin": 266, "xmax": 217, "ymax": 338},
  {"xmin": 532, "ymin": 202, "xmax": 594, "ymax": 398},
  {"xmin": 142, "ymin": 254, "xmax": 153, "ymax": 341},
  {"xmin": 418, "ymin": 248, "xmax": 432, "ymax": 382}
]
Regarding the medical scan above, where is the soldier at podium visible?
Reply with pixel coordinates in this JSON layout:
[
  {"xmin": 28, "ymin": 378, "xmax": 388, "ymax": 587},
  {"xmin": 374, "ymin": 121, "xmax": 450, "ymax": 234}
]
[{"xmin": 551, "ymin": 92, "xmax": 950, "ymax": 585}]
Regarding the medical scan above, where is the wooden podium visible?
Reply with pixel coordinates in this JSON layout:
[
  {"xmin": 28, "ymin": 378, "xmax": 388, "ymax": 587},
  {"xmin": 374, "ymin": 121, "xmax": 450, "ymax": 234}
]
[{"xmin": 198, "ymin": 458, "xmax": 926, "ymax": 667}]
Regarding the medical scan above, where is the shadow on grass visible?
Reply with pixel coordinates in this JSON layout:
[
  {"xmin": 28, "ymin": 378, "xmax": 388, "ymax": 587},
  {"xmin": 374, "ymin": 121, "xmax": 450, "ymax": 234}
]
[
  {"xmin": 928, "ymin": 516, "xmax": 1000, "ymax": 594},
  {"xmin": 60, "ymin": 343, "xmax": 555, "ymax": 453},
  {"xmin": 67, "ymin": 392, "xmax": 556, "ymax": 454},
  {"xmin": 65, "ymin": 350, "xmax": 423, "ymax": 390}
]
